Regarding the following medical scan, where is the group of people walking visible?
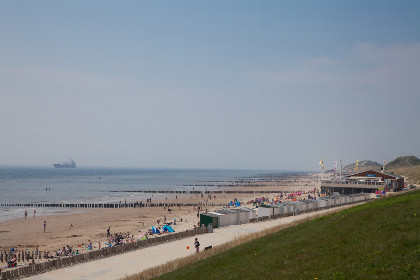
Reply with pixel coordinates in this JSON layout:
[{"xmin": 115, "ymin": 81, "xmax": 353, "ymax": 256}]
[{"xmin": 24, "ymin": 209, "xmax": 37, "ymax": 219}]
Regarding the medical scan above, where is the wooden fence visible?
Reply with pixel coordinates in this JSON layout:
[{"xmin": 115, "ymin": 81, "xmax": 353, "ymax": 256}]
[{"xmin": 0, "ymin": 227, "xmax": 208, "ymax": 280}]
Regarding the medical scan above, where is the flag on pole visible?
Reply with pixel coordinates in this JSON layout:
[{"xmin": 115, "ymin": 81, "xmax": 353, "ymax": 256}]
[
  {"xmin": 333, "ymin": 161, "xmax": 337, "ymax": 171},
  {"xmin": 318, "ymin": 157, "xmax": 324, "ymax": 171},
  {"xmin": 354, "ymin": 159, "xmax": 359, "ymax": 172}
]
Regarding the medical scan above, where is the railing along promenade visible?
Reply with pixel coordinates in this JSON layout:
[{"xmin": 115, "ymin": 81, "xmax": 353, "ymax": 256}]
[
  {"xmin": 321, "ymin": 180, "xmax": 385, "ymax": 189},
  {"xmin": 0, "ymin": 226, "xmax": 209, "ymax": 280}
]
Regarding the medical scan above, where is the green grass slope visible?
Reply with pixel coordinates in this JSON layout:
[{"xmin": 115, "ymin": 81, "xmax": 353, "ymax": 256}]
[{"xmin": 154, "ymin": 191, "xmax": 420, "ymax": 280}]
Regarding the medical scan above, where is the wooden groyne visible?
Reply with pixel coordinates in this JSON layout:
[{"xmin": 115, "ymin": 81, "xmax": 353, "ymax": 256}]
[
  {"xmin": 108, "ymin": 190, "xmax": 293, "ymax": 194},
  {"xmin": 0, "ymin": 202, "xmax": 225, "ymax": 209},
  {"xmin": 0, "ymin": 190, "xmax": 293, "ymax": 209}
]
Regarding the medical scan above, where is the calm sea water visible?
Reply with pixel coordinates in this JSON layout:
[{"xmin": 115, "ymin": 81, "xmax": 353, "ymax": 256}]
[{"xmin": 0, "ymin": 167, "xmax": 280, "ymax": 221}]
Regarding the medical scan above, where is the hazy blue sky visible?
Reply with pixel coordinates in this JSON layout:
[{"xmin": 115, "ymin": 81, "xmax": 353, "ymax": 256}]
[{"xmin": 1, "ymin": 0, "xmax": 419, "ymax": 170}]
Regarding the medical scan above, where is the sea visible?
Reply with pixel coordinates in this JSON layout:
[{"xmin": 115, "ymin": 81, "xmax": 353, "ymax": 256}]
[{"xmin": 0, "ymin": 167, "xmax": 285, "ymax": 222}]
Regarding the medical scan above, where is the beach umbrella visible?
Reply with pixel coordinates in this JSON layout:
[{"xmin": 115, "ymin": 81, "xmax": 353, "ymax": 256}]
[{"xmin": 151, "ymin": 226, "xmax": 160, "ymax": 234}]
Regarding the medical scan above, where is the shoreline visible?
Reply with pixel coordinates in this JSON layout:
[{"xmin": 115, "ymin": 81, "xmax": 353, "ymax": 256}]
[{"xmin": 0, "ymin": 173, "xmax": 318, "ymax": 224}]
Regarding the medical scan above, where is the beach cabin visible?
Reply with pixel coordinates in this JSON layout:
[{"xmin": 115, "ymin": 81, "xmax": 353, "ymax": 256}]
[
  {"xmin": 300, "ymin": 200, "xmax": 314, "ymax": 212},
  {"xmin": 218, "ymin": 212, "xmax": 233, "ymax": 227},
  {"xmin": 272, "ymin": 205, "xmax": 283, "ymax": 215},
  {"xmin": 338, "ymin": 195, "xmax": 347, "ymax": 205},
  {"xmin": 352, "ymin": 193, "xmax": 369, "ymax": 202},
  {"xmin": 229, "ymin": 208, "xmax": 251, "ymax": 225},
  {"xmin": 307, "ymin": 199, "xmax": 321, "ymax": 210},
  {"xmin": 200, "ymin": 212, "xmax": 220, "ymax": 228},
  {"xmin": 332, "ymin": 196, "xmax": 340, "ymax": 207},
  {"xmin": 281, "ymin": 202, "xmax": 295, "ymax": 216},
  {"xmin": 257, "ymin": 205, "xmax": 274, "ymax": 217},
  {"xmin": 349, "ymin": 194, "xmax": 359, "ymax": 202},
  {"xmin": 217, "ymin": 209, "xmax": 239, "ymax": 226},
  {"xmin": 290, "ymin": 201, "xmax": 304, "ymax": 214},
  {"xmin": 318, "ymin": 197, "xmax": 333, "ymax": 208},
  {"xmin": 240, "ymin": 207, "xmax": 257, "ymax": 220}
]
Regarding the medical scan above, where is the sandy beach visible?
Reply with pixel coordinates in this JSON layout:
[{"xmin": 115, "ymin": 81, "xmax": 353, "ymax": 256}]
[{"xmin": 0, "ymin": 175, "xmax": 320, "ymax": 270}]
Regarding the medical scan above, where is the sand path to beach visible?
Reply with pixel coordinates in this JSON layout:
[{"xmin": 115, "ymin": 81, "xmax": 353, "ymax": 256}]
[{"xmin": 26, "ymin": 205, "xmax": 350, "ymax": 280}]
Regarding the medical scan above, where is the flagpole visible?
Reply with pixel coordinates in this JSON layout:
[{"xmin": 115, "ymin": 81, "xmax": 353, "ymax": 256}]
[
  {"xmin": 318, "ymin": 156, "xmax": 324, "ymax": 182},
  {"xmin": 333, "ymin": 161, "xmax": 337, "ymax": 180},
  {"xmin": 334, "ymin": 161, "xmax": 336, "ymax": 180},
  {"xmin": 340, "ymin": 160, "xmax": 342, "ymax": 181}
]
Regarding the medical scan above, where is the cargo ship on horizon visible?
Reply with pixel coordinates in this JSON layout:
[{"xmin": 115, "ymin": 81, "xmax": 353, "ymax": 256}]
[{"xmin": 53, "ymin": 159, "xmax": 76, "ymax": 168}]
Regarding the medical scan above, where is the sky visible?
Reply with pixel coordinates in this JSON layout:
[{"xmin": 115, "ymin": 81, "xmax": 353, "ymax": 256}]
[{"xmin": 1, "ymin": 0, "xmax": 419, "ymax": 171}]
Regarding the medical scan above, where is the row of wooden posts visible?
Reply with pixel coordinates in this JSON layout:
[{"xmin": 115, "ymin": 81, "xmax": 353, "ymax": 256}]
[
  {"xmin": 110, "ymin": 190, "xmax": 293, "ymax": 194},
  {"xmin": 0, "ymin": 226, "xmax": 209, "ymax": 280},
  {"xmin": 0, "ymin": 190, "xmax": 295, "ymax": 209},
  {"xmin": 0, "ymin": 250, "xmax": 39, "ymax": 264},
  {"xmin": 0, "ymin": 202, "xmax": 226, "ymax": 209}
]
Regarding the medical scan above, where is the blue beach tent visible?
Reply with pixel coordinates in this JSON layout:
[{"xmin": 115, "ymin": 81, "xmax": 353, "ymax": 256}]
[
  {"xmin": 151, "ymin": 226, "xmax": 160, "ymax": 234},
  {"xmin": 163, "ymin": 225, "xmax": 175, "ymax": 232}
]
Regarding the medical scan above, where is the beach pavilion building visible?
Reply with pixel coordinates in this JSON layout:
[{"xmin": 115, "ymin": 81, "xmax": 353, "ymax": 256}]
[{"xmin": 321, "ymin": 169, "xmax": 404, "ymax": 195}]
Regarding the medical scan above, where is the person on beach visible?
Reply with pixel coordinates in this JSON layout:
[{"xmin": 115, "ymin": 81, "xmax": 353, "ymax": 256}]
[
  {"xmin": 33, "ymin": 210, "xmax": 36, "ymax": 218},
  {"xmin": 43, "ymin": 221, "xmax": 46, "ymax": 232},
  {"xmin": 194, "ymin": 238, "xmax": 200, "ymax": 253},
  {"xmin": 7, "ymin": 255, "xmax": 17, "ymax": 267},
  {"xmin": 24, "ymin": 210, "xmax": 27, "ymax": 219},
  {"xmin": 107, "ymin": 227, "xmax": 111, "ymax": 238}
]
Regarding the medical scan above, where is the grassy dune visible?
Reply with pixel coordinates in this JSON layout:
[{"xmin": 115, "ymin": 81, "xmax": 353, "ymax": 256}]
[
  {"xmin": 389, "ymin": 166, "xmax": 420, "ymax": 185},
  {"xmin": 141, "ymin": 191, "xmax": 420, "ymax": 280}
]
